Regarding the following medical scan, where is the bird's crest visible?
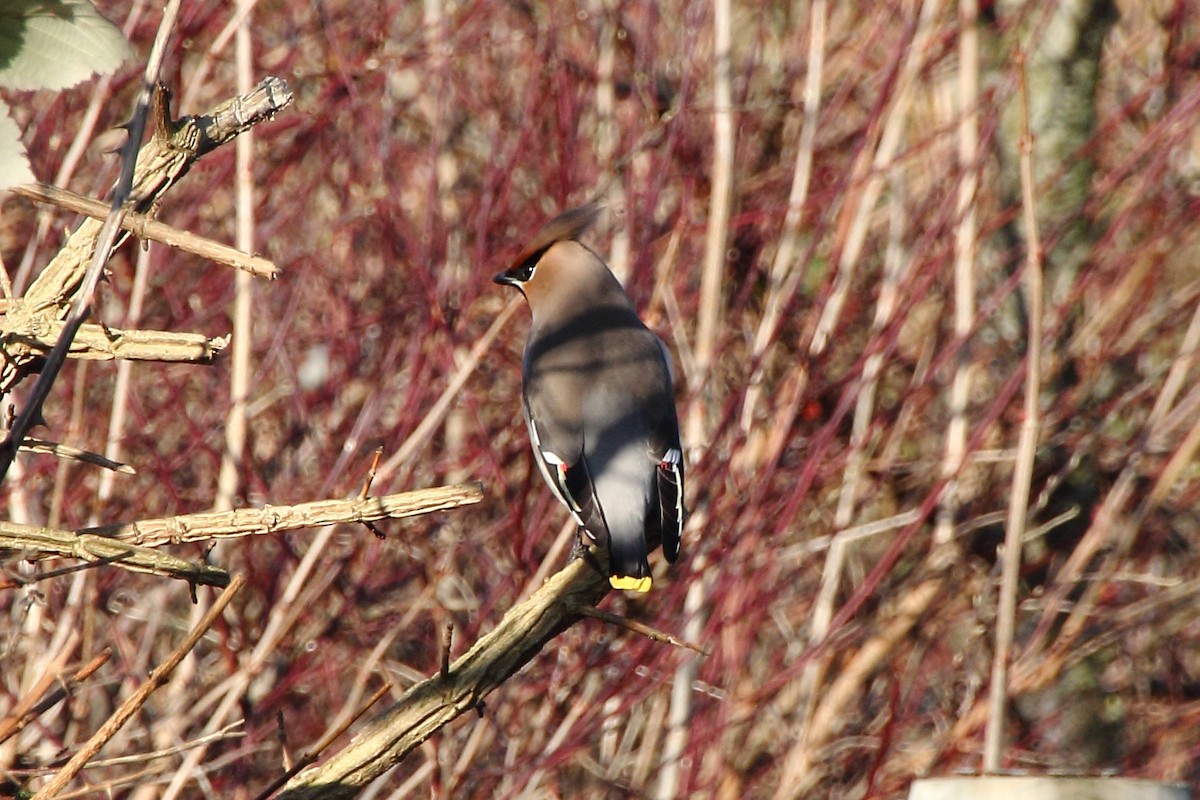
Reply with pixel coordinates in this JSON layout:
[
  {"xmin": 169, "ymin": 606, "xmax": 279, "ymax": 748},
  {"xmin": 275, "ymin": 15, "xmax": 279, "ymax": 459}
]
[{"xmin": 509, "ymin": 202, "xmax": 604, "ymax": 271}]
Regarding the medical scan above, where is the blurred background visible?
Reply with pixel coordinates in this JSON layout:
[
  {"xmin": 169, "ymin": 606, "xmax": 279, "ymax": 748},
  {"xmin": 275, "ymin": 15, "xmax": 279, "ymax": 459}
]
[{"xmin": 3, "ymin": 0, "xmax": 1200, "ymax": 797}]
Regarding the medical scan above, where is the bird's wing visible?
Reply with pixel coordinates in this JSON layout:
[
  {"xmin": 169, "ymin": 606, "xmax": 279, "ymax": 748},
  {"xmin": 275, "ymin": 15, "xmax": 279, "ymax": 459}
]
[
  {"xmin": 523, "ymin": 395, "xmax": 606, "ymax": 541},
  {"xmin": 654, "ymin": 445, "xmax": 685, "ymax": 563},
  {"xmin": 648, "ymin": 336, "xmax": 685, "ymax": 563}
]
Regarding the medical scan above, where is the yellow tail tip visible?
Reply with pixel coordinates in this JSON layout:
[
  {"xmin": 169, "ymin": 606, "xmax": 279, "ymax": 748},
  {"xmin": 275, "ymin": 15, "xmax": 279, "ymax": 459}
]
[{"xmin": 610, "ymin": 575, "xmax": 652, "ymax": 593}]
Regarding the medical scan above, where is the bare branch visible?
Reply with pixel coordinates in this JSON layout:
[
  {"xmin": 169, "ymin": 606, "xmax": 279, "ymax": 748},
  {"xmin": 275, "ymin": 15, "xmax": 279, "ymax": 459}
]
[
  {"xmin": 278, "ymin": 558, "xmax": 611, "ymax": 798},
  {"xmin": 10, "ymin": 320, "xmax": 228, "ymax": 363},
  {"xmin": 0, "ymin": 521, "xmax": 230, "ymax": 587},
  {"xmin": 82, "ymin": 482, "xmax": 485, "ymax": 547}
]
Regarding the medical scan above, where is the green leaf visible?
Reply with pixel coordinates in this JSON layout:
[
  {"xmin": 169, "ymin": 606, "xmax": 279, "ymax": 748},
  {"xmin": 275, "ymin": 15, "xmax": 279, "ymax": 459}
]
[
  {"xmin": 0, "ymin": 0, "xmax": 133, "ymax": 92},
  {"xmin": 0, "ymin": 99, "xmax": 35, "ymax": 191}
]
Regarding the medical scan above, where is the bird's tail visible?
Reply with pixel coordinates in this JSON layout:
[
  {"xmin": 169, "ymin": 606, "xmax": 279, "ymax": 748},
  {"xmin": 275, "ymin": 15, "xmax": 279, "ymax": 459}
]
[
  {"xmin": 607, "ymin": 533, "xmax": 652, "ymax": 592},
  {"xmin": 584, "ymin": 409, "xmax": 657, "ymax": 593}
]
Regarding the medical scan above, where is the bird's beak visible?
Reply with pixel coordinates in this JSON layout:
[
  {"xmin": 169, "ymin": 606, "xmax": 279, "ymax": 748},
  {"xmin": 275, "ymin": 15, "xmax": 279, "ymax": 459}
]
[{"xmin": 493, "ymin": 271, "xmax": 518, "ymax": 286}]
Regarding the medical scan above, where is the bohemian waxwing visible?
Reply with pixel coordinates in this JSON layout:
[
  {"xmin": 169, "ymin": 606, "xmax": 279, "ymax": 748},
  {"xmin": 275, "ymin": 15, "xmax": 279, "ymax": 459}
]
[{"xmin": 494, "ymin": 203, "xmax": 685, "ymax": 592}]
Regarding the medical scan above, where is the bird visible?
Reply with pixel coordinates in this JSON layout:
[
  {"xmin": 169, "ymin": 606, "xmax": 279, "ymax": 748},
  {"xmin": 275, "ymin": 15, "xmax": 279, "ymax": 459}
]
[{"xmin": 494, "ymin": 203, "xmax": 685, "ymax": 592}]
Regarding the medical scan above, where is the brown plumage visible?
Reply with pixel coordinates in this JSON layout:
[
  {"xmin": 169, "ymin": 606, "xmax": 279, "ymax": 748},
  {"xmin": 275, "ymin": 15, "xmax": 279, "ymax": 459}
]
[{"xmin": 495, "ymin": 203, "xmax": 685, "ymax": 591}]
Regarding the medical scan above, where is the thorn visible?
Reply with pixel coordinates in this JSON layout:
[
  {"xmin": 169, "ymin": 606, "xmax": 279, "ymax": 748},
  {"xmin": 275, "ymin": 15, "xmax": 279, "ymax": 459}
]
[
  {"xmin": 360, "ymin": 448, "xmax": 386, "ymax": 539},
  {"xmin": 276, "ymin": 709, "xmax": 292, "ymax": 771},
  {"xmin": 440, "ymin": 623, "xmax": 453, "ymax": 681},
  {"xmin": 358, "ymin": 446, "xmax": 383, "ymax": 500}
]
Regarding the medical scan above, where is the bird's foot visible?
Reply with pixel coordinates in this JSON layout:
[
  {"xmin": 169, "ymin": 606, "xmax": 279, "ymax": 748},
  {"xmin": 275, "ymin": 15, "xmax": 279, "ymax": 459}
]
[
  {"xmin": 568, "ymin": 531, "xmax": 590, "ymax": 563},
  {"xmin": 569, "ymin": 530, "xmax": 608, "ymax": 579}
]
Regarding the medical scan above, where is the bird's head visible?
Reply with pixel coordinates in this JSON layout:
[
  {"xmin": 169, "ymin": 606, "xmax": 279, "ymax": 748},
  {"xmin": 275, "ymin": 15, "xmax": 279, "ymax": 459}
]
[{"xmin": 494, "ymin": 202, "xmax": 606, "ymax": 296}]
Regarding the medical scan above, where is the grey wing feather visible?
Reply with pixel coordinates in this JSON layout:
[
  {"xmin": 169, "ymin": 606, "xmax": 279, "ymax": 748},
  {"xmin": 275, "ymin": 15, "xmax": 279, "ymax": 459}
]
[{"xmin": 523, "ymin": 394, "xmax": 604, "ymax": 537}]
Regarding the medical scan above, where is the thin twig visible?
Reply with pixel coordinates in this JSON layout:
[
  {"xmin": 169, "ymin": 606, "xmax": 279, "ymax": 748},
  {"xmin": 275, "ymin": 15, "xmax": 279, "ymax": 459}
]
[
  {"xmin": 359, "ymin": 447, "xmax": 387, "ymax": 538},
  {"xmin": 440, "ymin": 623, "xmax": 454, "ymax": 681},
  {"xmin": 592, "ymin": 0, "xmax": 629, "ymax": 282},
  {"xmin": 213, "ymin": 0, "xmax": 259, "ymax": 513},
  {"xmin": 1147, "ymin": 411, "xmax": 1200, "ymax": 506},
  {"xmin": 376, "ymin": 300, "xmax": 519, "ymax": 483},
  {"xmin": 94, "ymin": 236, "xmax": 151, "ymax": 514},
  {"xmin": 0, "ymin": 633, "xmax": 80, "ymax": 746},
  {"xmin": 0, "ymin": 558, "xmax": 108, "ymax": 589},
  {"xmin": 20, "ymin": 439, "xmax": 135, "ymax": 474},
  {"xmin": 1022, "ymin": 506, "xmax": 1080, "ymax": 542},
  {"xmin": 177, "ymin": 0, "xmax": 259, "ymax": 113},
  {"xmin": 51, "ymin": 722, "xmax": 244, "ymax": 769},
  {"xmin": 741, "ymin": 0, "xmax": 827, "ymax": 431},
  {"xmin": 983, "ymin": 44, "xmax": 1042, "ymax": 773},
  {"xmin": 934, "ymin": 0, "xmax": 981, "ymax": 548},
  {"xmin": 30, "ymin": 574, "xmax": 246, "ymax": 799},
  {"xmin": 686, "ymin": 0, "xmax": 735, "ymax": 448},
  {"xmin": 253, "ymin": 683, "xmax": 392, "ymax": 800},
  {"xmin": 276, "ymin": 711, "xmax": 292, "ymax": 772},
  {"xmin": 647, "ymin": 223, "xmax": 697, "ymax": 383},
  {"xmin": 11, "ymin": 183, "xmax": 279, "ymax": 278},
  {"xmin": 49, "ymin": 765, "xmax": 169, "ymax": 800},
  {"xmin": 833, "ymin": 165, "xmax": 907, "ymax": 529},
  {"xmin": 574, "ymin": 604, "xmax": 709, "ymax": 656},
  {"xmin": 23, "ymin": 648, "xmax": 110, "ymax": 724},
  {"xmin": 809, "ymin": 0, "xmax": 941, "ymax": 356}
]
